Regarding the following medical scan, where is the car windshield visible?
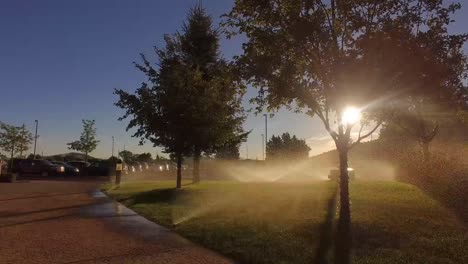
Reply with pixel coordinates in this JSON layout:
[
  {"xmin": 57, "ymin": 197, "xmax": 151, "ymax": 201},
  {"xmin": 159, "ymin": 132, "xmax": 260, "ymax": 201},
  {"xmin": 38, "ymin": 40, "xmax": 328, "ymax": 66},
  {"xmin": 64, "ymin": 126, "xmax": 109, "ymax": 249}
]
[{"xmin": 40, "ymin": 160, "xmax": 54, "ymax": 166}]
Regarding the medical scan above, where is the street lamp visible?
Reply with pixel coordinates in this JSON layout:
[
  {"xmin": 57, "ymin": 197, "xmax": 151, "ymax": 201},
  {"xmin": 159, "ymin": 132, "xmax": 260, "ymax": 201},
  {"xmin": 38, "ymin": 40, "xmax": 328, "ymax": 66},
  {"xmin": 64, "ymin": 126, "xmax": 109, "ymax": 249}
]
[
  {"xmin": 33, "ymin": 120, "xmax": 38, "ymax": 159},
  {"xmin": 261, "ymin": 133, "xmax": 265, "ymax": 160},
  {"xmin": 112, "ymin": 136, "xmax": 115, "ymax": 158},
  {"xmin": 263, "ymin": 114, "xmax": 268, "ymax": 159}
]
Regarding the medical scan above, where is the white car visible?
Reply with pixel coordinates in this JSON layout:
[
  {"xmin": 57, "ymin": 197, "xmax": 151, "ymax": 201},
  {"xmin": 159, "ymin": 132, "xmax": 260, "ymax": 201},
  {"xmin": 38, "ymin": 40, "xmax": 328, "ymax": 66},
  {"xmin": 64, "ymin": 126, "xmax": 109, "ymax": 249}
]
[{"xmin": 328, "ymin": 167, "xmax": 355, "ymax": 181}]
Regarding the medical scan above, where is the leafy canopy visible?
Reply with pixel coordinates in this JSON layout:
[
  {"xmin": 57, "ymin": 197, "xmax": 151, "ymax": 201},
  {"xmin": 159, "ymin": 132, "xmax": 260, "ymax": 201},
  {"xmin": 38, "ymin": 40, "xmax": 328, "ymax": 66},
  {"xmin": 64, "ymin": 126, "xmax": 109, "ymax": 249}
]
[
  {"xmin": 67, "ymin": 119, "xmax": 99, "ymax": 157},
  {"xmin": 115, "ymin": 4, "xmax": 247, "ymax": 160},
  {"xmin": 0, "ymin": 122, "xmax": 33, "ymax": 158},
  {"xmin": 267, "ymin": 133, "xmax": 311, "ymax": 160},
  {"xmin": 224, "ymin": 0, "xmax": 467, "ymax": 150}
]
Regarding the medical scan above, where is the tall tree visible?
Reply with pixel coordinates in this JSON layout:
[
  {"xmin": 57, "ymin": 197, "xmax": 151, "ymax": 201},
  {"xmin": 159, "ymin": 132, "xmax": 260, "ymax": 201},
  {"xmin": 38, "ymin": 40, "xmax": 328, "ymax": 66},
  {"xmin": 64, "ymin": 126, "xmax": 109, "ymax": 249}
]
[
  {"xmin": 115, "ymin": 34, "xmax": 193, "ymax": 189},
  {"xmin": 266, "ymin": 133, "xmax": 310, "ymax": 160},
  {"xmin": 115, "ymin": 4, "xmax": 246, "ymax": 187},
  {"xmin": 178, "ymin": 5, "xmax": 247, "ymax": 183},
  {"xmin": 67, "ymin": 119, "xmax": 99, "ymax": 162},
  {"xmin": 0, "ymin": 122, "xmax": 33, "ymax": 171},
  {"xmin": 224, "ymin": 1, "xmax": 467, "ymax": 262}
]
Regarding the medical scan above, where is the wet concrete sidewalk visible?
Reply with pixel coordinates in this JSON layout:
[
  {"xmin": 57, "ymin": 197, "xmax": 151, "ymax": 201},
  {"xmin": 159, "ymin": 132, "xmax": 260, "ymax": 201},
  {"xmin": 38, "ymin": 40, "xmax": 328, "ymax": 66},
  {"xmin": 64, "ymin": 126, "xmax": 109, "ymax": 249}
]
[{"xmin": 0, "ymin": 179, "xmax": 233, "ymax": 264}]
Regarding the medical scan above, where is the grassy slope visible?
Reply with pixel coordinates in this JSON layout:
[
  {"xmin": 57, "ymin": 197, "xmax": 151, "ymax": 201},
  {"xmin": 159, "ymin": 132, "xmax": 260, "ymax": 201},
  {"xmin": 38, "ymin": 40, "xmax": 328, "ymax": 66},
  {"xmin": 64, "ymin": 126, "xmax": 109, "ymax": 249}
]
[{"xmin": 105, "ymin": 181, "xmax": 467, "ymax": 264}]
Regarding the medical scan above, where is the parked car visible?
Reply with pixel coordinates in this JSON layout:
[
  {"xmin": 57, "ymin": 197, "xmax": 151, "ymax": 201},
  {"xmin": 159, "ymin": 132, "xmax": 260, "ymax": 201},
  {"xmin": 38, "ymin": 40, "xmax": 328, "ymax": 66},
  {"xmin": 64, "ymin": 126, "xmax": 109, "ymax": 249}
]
[
  {"xmin": 67, "ymin": 161, "xmax": 90, "ymax": 170},
  {"xmin": 9, "ymin": 158, "xmax": 25, "ymax": 173},
  {"xmin": 87, "ymin": 160, "xmax": 112, "ymax": 176},
  {"xmin": 18, "ymin": 159, "xmax": 65, "ymax": 176},
  {"xmin": 328, "ymin": 167, "xmax": 355, "ymax": 181},
  {"xmin": 51, "ymin": 161, "xmax": 80, "ymax": 176}
]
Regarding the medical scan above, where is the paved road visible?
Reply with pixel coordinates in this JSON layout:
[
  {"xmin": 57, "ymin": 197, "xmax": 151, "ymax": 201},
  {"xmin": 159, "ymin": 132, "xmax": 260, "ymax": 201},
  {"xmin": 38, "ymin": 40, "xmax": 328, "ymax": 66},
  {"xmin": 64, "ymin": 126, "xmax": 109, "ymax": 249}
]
[{"xmin": 0, "ymin": 178, "xmax": 233, "ymax": 264}]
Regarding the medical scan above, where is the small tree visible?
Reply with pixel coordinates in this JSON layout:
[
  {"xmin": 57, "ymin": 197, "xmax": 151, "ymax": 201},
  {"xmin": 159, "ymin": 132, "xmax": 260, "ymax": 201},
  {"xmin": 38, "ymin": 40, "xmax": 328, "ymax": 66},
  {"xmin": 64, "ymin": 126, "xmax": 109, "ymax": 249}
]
[
  {"xmin": 135, "ymin": 153, "xmax": 152, "ymax": 163},
  {"xmin": 118, "ymin": 150, "xmax": 135, "ymax": 164},
  {"xmin": 215, "ymin": 133, "xmax": 249, "ymax": 160},
  {"xmin": 67, "ymin": 119, "xmax": 99, "ymax": 162},
  {"xmin": 266, "ymin": 133, "xmax": 310, "ymax": 160},
  {"xmin": 0, "ymin": 122, "xmax": 33, "ymax": 171},
  {"xmin": 17, "ymin": 124, "xmax": 32, "ymax": 158}
]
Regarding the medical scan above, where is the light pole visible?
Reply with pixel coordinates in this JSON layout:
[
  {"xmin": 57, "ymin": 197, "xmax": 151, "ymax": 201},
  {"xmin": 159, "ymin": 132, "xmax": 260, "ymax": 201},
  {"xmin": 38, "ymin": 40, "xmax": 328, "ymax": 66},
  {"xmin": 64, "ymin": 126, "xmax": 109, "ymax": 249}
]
[
  {"xmin": 33, "ymin": 120, "xmax": 38, "ymax": 159},
  {"xmin": 246, "ymin": 143, "xmax": 249, "ymax": 160},
  {"xmin": 20, "ymin": 124, "xmax": 25, "ymax": 157},
  {"xmin": 261, "ymin": 134, "xmax": 264, "ymax": 160},
  {"xmin": 112, "ymin": 136, "xmax": 115, "ymax": 158},
  {"xmin": 263, "ymin": 114, "xmax": 268, "ymax": 160}
]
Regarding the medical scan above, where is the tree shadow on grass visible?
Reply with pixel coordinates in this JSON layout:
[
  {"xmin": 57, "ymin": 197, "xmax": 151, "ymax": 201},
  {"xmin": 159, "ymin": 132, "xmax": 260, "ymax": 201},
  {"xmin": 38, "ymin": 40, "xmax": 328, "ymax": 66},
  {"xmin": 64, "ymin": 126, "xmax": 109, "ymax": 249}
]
[
  {"xmin": 314, "ymin": 187, "xmax": 338, "ymax": 264},
  {"xmin": 120, "ymin": 188, "xmax": 180, "ymax": 205}
]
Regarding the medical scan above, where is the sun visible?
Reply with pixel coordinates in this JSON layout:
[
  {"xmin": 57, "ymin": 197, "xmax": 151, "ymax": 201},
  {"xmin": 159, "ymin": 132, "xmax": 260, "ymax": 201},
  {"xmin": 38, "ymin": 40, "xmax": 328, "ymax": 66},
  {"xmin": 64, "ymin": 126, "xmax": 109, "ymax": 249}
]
[{"xmin": 342, "ymin": 106, "xmax": 361, "ymax": 125}]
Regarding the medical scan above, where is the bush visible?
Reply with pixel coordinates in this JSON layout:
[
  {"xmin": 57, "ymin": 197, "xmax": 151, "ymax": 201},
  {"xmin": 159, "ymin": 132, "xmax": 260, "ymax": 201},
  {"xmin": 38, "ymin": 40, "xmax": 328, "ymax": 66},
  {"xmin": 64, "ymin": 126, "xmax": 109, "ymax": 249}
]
[{"xmin": 396, "ymin": 150, "xmax": 468, "ymax": 224}]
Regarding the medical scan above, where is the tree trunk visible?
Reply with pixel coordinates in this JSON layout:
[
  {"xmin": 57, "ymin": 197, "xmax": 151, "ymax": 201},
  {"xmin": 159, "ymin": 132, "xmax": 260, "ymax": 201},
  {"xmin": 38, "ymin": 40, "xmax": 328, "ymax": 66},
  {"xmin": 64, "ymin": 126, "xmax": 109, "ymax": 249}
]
[
  {"xmin": 421, "ymin": 141, "xmax": 430, "ymax": 161},
  {"xmin": 9, "ymin": 146, "xmax": 14, "ymax": 173},
  {"xmin": 193, "ymin": 148, "xmax": 201, "ymax": 184},
  {"xmin": 335, "ymin": 147, "xmax": 352, "ymax": 264},
  {"xmin": 176, "ymin": 153, "xmax": 182, "ymax": 189}
]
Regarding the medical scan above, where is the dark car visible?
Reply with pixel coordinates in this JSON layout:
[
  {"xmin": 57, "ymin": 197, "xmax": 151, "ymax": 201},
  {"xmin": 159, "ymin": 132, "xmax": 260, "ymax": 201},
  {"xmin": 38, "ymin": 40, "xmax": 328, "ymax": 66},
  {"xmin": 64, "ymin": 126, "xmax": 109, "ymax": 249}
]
[
  {"xmin": 51, "ymin": 161, "xmax": 80, "ymax": 176},
  {"xmin": 87, "ymin": 160, "xmax": 112, "ymax": 176},
  {"xmin": 18, "ymin": 159, "xmax": 65, "ymax": 176},
  {"xmin": 67, "ymin": 161, "xmax": 90, "ymax": 170}
]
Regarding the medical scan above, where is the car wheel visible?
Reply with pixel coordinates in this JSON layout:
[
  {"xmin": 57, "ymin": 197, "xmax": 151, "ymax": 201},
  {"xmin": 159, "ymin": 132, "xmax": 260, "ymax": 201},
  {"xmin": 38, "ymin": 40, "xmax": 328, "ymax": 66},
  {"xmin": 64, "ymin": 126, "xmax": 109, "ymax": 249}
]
[{"xmin": 41, "ymin": 171, "xmax": 48, "ymax": 177}]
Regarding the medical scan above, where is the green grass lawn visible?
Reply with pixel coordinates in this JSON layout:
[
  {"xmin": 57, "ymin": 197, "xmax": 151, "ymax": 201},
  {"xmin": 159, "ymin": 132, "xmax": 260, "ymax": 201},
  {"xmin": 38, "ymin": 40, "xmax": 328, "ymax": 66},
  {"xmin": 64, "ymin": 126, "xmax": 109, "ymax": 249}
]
[{"xmin": 104, "ymin": 180, "xmax": 467, "ymax": 264}]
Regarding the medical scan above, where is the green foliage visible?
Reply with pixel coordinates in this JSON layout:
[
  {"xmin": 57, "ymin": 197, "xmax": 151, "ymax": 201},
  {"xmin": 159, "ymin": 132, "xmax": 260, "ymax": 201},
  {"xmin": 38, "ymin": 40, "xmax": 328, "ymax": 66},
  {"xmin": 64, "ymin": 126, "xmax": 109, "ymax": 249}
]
[
  {"xmin": 118, "ymin": 150, "xmax": 135, "ymax": 164},
  {"xmin": 266, "ymin": 133, "xmax": 310, "ymax": 160},
  {"xmin": 178, "ymin": 4, "xmax": 248, "ymax": 159},
  {"xmin": 67, "ymin": 119, "xmax": 99, "ymax": 161},
  {"xmin": 27, "ymin": 153, "xmax": 42, "ymax": 160},
  {"xmin": 118, "ymin": 151, "xmax": 153, "ymax": 164},
  {"xmin": 397, "ymin": 149, "xmax": 468, "ymax": 224},
  {"xmin": 155, "ymin": 154, "xmax": 169, "ymax": 161},
  {"xmin": 135, "ymin": 152, "xmax": 152, "ymax": 163},
  {"xmin": 223, "ymin": 0, "xmax": 467, "ymax": 149},
  {"xmin": 115, "ymin": 4, "xmax": 247, "ymax": 185},
  {"xmin": 0, "ymin": 122, "xmax": 33, "ymax": 160},
  {"xmin": 215, "ymin": 140, "xmax": 242, "ymax": 160}
]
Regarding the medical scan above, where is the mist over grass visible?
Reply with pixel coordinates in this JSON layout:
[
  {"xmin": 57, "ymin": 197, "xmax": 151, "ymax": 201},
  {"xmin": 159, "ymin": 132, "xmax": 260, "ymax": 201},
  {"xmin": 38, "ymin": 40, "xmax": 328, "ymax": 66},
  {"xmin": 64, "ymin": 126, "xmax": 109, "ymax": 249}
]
[{"xmin": 105, "ymin": 180, "xmax": 467, "ymax": 264}]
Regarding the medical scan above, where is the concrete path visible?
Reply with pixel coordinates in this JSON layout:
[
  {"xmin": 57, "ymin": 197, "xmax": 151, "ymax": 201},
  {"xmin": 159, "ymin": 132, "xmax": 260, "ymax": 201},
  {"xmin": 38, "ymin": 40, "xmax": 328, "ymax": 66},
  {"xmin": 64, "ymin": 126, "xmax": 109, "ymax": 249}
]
[{"xmin": 0, "ymin": 178, "xmax": 233, "ymax": 264}]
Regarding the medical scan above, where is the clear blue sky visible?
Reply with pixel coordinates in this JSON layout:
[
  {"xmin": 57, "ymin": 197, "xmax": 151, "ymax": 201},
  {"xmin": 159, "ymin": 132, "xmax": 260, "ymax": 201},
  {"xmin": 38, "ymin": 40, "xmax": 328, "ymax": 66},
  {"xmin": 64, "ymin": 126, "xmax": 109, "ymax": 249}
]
[{"xmin": 1, "ymin": 0, "xmax": 467, "ymax": 159}]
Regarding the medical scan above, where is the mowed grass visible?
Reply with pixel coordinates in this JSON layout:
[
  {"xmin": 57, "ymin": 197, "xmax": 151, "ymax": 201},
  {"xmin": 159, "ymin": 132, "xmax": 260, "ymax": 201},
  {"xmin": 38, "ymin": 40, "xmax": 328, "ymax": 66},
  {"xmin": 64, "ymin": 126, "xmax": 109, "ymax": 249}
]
[{"xmin": 105, "ymin": 180, "xmax": 467, "ymax": 264}]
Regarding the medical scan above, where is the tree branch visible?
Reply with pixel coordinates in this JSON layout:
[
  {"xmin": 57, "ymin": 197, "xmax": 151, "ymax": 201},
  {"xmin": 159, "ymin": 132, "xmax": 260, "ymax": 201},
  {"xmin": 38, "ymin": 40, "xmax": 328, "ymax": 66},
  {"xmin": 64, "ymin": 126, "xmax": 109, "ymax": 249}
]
[
  {"xmin": 315, "ymin": 109, "xmax": 338, "ymax": 141},
  {"xmin": 351, "ymin": 120, "xmax": 382, "ymax": 148},
  {"xmin": 426, "ymin": 122, "xmax": 439, "ymax": 143},
  {"xmin": 318, "ymin": 0, "xmax": 339, "ymax": 51}
]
